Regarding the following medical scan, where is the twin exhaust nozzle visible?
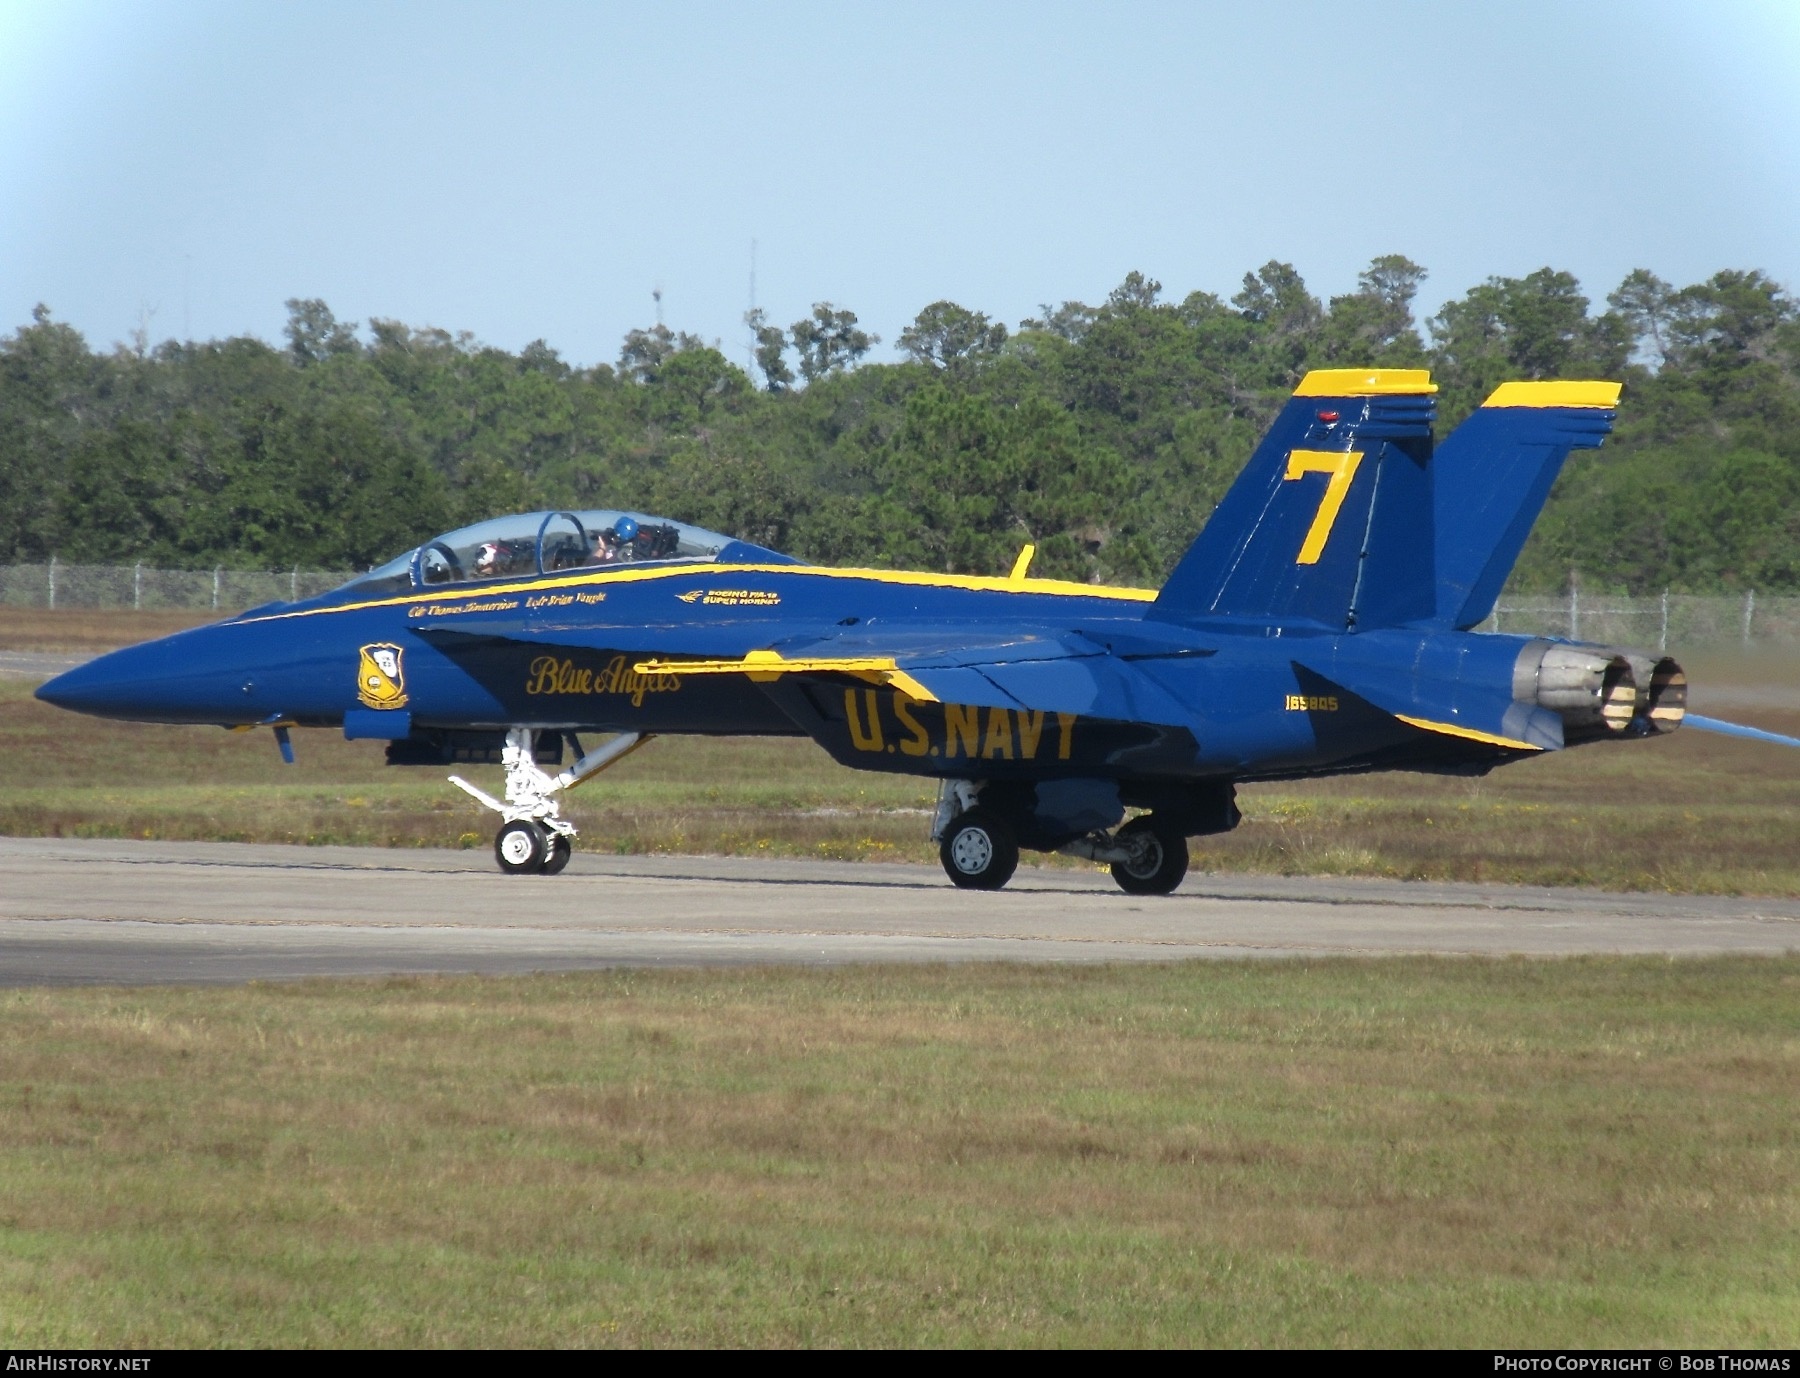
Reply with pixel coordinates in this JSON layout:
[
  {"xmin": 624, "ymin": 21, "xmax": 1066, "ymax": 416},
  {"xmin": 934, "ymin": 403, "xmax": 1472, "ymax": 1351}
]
[{"xmin": 1512, "ymin": 640, "xmax": 1687, "ymax": 742}]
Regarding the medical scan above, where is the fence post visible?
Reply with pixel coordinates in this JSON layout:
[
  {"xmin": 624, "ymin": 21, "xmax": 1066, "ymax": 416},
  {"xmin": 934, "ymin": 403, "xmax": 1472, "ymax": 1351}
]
[
  {"xmin": 290, "ymin": 566, "xmax": 298, "ymax": 601},
  {"xmin": 1744, "ymin": 589, "xmax": 1755, "ymax": 646},
  {"xmin": 1659, "ymin": 590, "xmax": 1669, "ymax": 654},
  {"xmin": 1568, "ymin": 580, "xmax": 1579, "ymax": 641},
  {"xmin": 212, "ymin": 566, "xmax": 221, "ymax": 611},
  {"xmin": 47, "ymin": 555, "xmax": 56, "ymax": 611}
]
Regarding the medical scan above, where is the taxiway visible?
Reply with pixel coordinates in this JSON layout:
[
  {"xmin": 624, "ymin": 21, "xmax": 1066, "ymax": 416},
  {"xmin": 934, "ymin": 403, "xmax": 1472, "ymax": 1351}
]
[{"xmin": 1, "ymin": 836, "xmax": 1795, "ymax": 985}]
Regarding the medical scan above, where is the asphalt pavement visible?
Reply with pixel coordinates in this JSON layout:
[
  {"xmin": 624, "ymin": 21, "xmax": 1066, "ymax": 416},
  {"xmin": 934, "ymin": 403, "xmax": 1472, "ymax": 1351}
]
[
  {"xmin": 1, "ymin": 836, "xmax": 1795, "ymax": 985},
  {"xmin": 0, "ymin": 651, "xmax": 89, "ymax": 679}
]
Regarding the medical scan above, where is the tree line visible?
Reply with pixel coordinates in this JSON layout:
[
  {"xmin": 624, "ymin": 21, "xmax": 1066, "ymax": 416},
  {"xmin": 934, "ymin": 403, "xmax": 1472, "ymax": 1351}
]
[{"xmin": 1, "ymin": 255, "xmax": 1795, "ymax": 592}]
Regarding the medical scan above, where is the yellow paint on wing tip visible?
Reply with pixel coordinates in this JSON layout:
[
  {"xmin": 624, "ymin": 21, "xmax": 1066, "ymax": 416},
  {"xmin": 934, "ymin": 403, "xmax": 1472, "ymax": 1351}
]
[
  {"xmin": 1293, "ymin": 368, "xmax": 1436, "ymax": 397},
  {"xmin": 1482, "ymin": 380, "xmax": 1622, "ymax": 409},
  {"xmin": 1396, "ymin": 713, "xmax": 1544, "ymax": 752}
]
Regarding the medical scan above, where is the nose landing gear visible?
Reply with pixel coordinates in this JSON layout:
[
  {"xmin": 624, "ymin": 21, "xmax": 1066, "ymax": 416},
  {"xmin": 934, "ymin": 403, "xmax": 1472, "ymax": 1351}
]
[{"xmin": 451, "ymin": 728, "xmax": 649, "ymax": 875}]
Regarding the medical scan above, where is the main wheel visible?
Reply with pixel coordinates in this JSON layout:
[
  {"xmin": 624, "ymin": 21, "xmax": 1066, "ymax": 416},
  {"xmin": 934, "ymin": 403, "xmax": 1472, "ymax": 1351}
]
[
  {"xmin": 540, "ymin": 833, "xmax": 573, "ymax": 875},
  {"xmin": 495, "ymin": 819, "xmax": 549, "ymax": 875},
  {"xmin": 939, "ymin": 808, "xmax": 1020, "ymax": 891},
  {"xmin": 1111, "ymin": 816, "xmax": 1189, "ymax": 896}
]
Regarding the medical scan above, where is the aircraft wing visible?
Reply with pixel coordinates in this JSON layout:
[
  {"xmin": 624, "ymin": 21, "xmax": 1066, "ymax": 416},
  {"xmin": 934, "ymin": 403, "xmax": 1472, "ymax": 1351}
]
[
  {"xmin": 634, "ymin": 629, "xmax": 1205, "ymax": 731},
  {"xmin": 406, "ymin": 618, "xmax": 1202, "ymax": 723},
  {"xmin": 414, "ymin": 613, "xmax": 1223, "ymax": 731}
]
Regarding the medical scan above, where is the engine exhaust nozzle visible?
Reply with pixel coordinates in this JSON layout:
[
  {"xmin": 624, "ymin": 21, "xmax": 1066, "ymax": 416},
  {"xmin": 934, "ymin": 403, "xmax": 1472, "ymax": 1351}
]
[
  {"xmin": 1513, "ymin": 640, "xmax": 1638, "ymax": 742},
  {"xmin": 1622, "ymin": 652, "xmax": 1688, "ymax": 735}
]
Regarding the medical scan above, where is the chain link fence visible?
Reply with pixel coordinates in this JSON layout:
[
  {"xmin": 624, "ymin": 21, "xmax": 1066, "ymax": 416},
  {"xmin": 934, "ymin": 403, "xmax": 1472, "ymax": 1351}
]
[
  {"xmin": 1485, "ymin": 590, "xmax": 1800, "ymax": 650},
  {"xmin": 1, "ymin": 561, "xmax": 1797, "ymax": 646},
  {"xmin": 0, "ymin": 561, "xmax": 353, "ymax": 614}
]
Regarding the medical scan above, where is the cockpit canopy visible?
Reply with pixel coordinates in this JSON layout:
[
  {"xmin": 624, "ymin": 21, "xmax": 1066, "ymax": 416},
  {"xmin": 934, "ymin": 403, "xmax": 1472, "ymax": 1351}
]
[{"xmin": 337, "ymin": 510, "xmax": 785, "ymax": 596}]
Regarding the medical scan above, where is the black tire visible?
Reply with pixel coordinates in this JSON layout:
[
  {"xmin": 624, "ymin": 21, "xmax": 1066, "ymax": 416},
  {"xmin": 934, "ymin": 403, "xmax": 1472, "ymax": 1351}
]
[
  {"xmin": 939, "ymin": 808, "xmax": 1020, "ymax": 891},
  {"xmin": 540, "ymin": 833, "xmax": 573, "ymax": 875},
  {"xmin": 495, "ymin": 819, "xmax": 548, "ymax": 875},
  {"xmin": 1111, "ymin": 816, "xmax": 1189, "ymax": 896}
]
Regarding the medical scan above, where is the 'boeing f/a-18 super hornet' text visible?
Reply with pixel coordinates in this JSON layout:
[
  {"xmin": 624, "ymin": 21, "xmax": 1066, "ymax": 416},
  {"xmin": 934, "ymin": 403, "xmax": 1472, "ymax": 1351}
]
[{"xmin": 38, "ymin": 370, "xmax": 1799, "ymax": 892}]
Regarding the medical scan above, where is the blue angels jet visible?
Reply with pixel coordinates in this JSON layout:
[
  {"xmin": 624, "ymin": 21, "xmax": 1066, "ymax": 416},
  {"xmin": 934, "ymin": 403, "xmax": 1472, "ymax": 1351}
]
[{"xmin": 36, "ymin": 369, "xmax": 1800, "ymax": 891}]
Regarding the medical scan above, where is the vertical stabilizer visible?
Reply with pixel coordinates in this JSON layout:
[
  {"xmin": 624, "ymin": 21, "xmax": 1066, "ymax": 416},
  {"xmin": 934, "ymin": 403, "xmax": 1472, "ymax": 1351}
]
[
  {"xmin": 1432, "ymin": 381, "xmax": 1621, "ymax": 630},
  {"xmin": 1151, "ymin": 369, "xmax": 1437, "ymax": 630}
]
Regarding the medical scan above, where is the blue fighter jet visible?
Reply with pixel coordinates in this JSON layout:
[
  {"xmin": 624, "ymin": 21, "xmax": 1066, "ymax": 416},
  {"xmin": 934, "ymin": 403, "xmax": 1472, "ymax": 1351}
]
[{"xmin": 36, "ymin": 368, "xmax": 1798, "ymax": 891}]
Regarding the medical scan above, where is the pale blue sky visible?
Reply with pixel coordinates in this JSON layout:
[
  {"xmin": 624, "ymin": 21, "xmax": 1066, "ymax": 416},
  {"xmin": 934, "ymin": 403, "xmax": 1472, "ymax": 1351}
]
[{"xmin": 3, "ymin": 0, "xmax": 1798, "ymax": 368}]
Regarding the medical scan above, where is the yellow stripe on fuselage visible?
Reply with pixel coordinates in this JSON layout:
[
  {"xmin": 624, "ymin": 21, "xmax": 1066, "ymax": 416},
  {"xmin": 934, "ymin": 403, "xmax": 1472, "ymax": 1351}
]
[
  {"xmin": 1482, "ymin": 380, "xmax": 1622, "ymax": 409},
  {"xmin": 1395, "ymin": 714, "xmax": 1544, "ymax": 752},
  {"xmin": 230, "ymin": 561, "xmax": 1160, "ymax": 626}
]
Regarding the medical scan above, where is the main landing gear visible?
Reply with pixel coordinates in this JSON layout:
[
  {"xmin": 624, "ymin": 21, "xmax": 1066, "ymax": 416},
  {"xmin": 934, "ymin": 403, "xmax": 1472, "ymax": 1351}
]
[
  {"xmin": 931, "ymin": 779, "xmax": 1201, "ymax": 896},
  {"xmin": 1102, "ymin": 816, "xmax": 1190, "ymax": 896},
  {"xmin": 450, "ymin": 728, "xmax": 650, "ymax": 876},
  {"xmin": 938, "ymin": 808, "xmax": 1020, "ymax": 891}
]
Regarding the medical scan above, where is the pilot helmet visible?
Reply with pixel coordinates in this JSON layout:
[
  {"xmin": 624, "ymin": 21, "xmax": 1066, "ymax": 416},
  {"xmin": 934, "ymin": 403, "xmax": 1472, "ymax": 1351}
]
[
  {"xmin": 475, "ymin": 542, "xmax": 502, "ymax": 575},
  {"xmin": 614, "ymin": 516, "xmax": 639, "ymax": 544}
]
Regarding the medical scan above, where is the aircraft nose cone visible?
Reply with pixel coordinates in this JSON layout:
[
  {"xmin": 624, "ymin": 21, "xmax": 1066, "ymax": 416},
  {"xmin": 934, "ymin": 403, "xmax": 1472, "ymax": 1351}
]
[
  {"xmin": 36, "ymin": 648, "xmax": 153, "ymax": 717},
  {"xmin": 34, "ymin": 631, "xmax": 253, "ymax": 723}
]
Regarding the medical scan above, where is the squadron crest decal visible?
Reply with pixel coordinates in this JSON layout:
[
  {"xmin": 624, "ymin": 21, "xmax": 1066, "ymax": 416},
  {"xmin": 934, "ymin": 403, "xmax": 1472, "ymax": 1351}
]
[{"xmin": 357, "ymin": 643, "xmax": 408, "ymax": 709}]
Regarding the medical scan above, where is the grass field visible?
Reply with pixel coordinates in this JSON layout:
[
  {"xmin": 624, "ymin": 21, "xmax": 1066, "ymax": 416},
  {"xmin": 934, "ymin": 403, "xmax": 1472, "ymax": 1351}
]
[
  {"xmin": 5, "ymin": 610, "xmax": 1799, "ymax": 893},
  {"xmin": 2, "ymin": 958, "xmax": 1796, "ymax": 1347}
]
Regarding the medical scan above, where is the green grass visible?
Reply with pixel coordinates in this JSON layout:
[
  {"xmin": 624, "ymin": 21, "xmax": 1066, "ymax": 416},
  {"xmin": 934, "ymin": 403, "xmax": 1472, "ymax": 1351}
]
[
  {"xmin": 2, "ymin": 958, "xmax": 1797, "ymax": 1347},
  {"xmin": 7, "ymin": 613, "xmax": 1800, "ymax": 891}
]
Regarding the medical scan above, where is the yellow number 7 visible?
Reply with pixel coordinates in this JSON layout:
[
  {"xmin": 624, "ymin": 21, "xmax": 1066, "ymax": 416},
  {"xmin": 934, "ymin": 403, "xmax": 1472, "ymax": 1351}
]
[{"xmin": 1283, "ymin": 449, "xmax": 1364, "ymax": 565}]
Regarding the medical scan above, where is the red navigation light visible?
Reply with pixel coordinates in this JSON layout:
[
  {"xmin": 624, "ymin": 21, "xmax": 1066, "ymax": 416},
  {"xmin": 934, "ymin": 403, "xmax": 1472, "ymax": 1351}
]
[{"xmin": 1317, "ymin": 410, "xmax": 1340, "ymax": 423}]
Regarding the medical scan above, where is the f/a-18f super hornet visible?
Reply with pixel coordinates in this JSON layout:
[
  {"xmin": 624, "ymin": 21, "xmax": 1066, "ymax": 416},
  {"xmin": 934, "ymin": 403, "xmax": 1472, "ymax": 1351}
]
[{"xmin": 38, "ymin": 369, "xmax": 1799, "ymax": 891}]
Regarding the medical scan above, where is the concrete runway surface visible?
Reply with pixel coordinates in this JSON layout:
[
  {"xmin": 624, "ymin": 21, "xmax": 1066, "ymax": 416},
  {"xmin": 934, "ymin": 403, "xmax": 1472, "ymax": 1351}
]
[
  {"xmin": 1, "ymin": 836, "xmax": 1796, "ymax": 985},
  {"xmin": 0, "ymin": 651, "xmax": 88, "ymax": 679}
]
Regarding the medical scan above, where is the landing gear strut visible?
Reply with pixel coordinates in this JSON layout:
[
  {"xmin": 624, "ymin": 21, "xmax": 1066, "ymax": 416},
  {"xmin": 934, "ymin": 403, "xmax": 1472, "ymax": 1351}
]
[{"xmin": 450, "ymin": 728, "xmax": 650, "ymax": 876}]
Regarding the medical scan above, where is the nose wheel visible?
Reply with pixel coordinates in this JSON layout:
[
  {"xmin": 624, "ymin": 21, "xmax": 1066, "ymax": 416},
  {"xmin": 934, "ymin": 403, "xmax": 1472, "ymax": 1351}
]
[
  {"xmin": 542, "ymin": 833, "xmax": 572, "ymax": 875},
  {"xmin": 495, "ymin": 819, "xmax": 549, "ymax": 874},
  {"xmin": 451, "ymin": 728, "xmax": 652, "ymax": 876},
  {"xmin": 493, "ymin": 821, "xmax": 575, "ymax": 875}
]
